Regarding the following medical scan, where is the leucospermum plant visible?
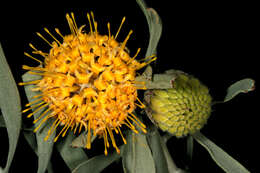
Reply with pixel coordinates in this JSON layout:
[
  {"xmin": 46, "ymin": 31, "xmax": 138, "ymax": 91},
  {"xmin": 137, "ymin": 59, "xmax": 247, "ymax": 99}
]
[
  {"xmin": 0, "ymin": 0, "xmax": 255, "ymax": 173},
  {"xmin": 19, "ymin": 11, "xmax": 154, "ymax": 155}
]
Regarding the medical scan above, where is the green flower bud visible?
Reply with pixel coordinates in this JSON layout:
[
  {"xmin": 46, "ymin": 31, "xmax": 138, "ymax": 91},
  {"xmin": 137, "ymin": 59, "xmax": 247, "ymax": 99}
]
[{"xmin": 145, "ymin": 73, "xmax": 212, "ymax": 137}]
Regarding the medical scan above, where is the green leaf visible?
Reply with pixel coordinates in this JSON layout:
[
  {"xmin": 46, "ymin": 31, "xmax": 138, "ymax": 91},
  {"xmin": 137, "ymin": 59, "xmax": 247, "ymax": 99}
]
[
  {"xmin": 56, "ymin": 131, "xmax": 88, "ymax": 171},
  {"xmin": 23, "ymin": 131, "xmax": 54, "ymax": 173},
  {"xmin": 136, "ymin": 0, "xmax": 162, "ymax": 82},
  {"xmin": 162, "ymin": 133, "xmax": 173, "ymax": 143},
  {"xmin": 0, "ymin": 113, "xmax": 34, "ymax": 132},
  {"xmin": 187, "ymin": 135, "xmax": 194, "ymax": 162},
  {"xmin": 71, "ymin": 152, "xmax": 121, "ymax": 173},
  {"xmin": 136, "ymin": 0, "xmax": 162, "ymax": 58},
  {"xmin": 136, "ymin": 69, "xmax": 186, "ymax": 90},
  {"xmin": 122, "ymin": 131, "xmax": 156, "ymax": 173},
  {"xmin": 0, "ymin": 43, "xmax": 22, "ymax": 173},
  {"xmin": 22, "ymin": 71, "xmax": 56, "ymax": 173},
  {"xmin": 135, "ymin": 73, "xmax": 175, "ymax": 89},
  {"xmin": 71, "ymin": 131, "xmax": 96, "ymax": 148},
  {"xmin": 23, "ymin": 131, "xmax": 37, "ymax": 154},
  {"xmin": 161, "ymin": 135, "xmax": 185, "ymax": 173},
  {"xmin": 224, "ymin": 78, "xmax": 255, "ymax": 102},
  {"xmin": 46, "ymin": 162, "xmax": 54, "ymax": 173},
  {"xmin": 0, "ymin": 113, "xmax": 5, "ymax": 128},
  {"xmin": 193, "ymin": 132, "xmax": 250, "ymax": 173},
  {"xmin": 146, "ymin": 127, "xmax": 169, "ymax": 173}
]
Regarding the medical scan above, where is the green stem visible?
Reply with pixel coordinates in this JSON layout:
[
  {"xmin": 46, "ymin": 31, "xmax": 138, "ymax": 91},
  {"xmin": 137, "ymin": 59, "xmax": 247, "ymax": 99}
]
[{"xmin": 187, "ymin": 135, "xmax": 193, "ymax": 162}]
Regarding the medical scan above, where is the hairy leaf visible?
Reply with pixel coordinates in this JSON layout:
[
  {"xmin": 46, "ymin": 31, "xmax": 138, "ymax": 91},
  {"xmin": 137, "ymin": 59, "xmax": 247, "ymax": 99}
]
[
  {"xmin": 224, "ymin": 78, "xmax": 255, "ymax": 102},
  {"xmin": 135, "ymin": 73, "xmax": 175, "ymax": 89},
  {"xmin": 23, "ymin": 131, "xmax": 37, "ymax": 154},
  {"xmin": 0, "ymin": 43, "xmax": 22, "ymax": 173},
  {"xmin": 146, "ymin": 128, "xmax": 169, "ymax": 173},
  {"xmin": 23, "ymin": 71, "xmax": 55, "ymax": 173},
  {"xmin": 71, "ymin": 152, "xmax": 120, "ymax": 173},
  {"xmin": 136, "ymin": 69, "xmax": 186, "ymax": 90},
  {"xmin": 122, "ymin": 131, "xmax": 156, "ymax": 173},
  {"xmin": 187, "ymin": 135, "xmax": 193, "ymax": 163},
  {"xmin": 0, "ymin": 114, "xmax": 34, "ymax": 132},
  {"xmin": 193, "ymin": 132, "xmax": 250, "ymax": 173},
  {"xmin": 56, "ymin": 131, "xmax": 88, "ymax": 171},
  {"xmin": 136, "ymin": 0, "xmax": 162, "ymax": 58},
  {"xmin": 136, "ymin": 0, "xmax": 162, "ymax": 83},
  {"xmin": 23, "ymin": 131, "xmax": 54, "ymax": 173},
  {"xmin": 161, "ymin": 135, "xmax": 185, "ymax": 173},
  {"xmin": 71, "ymin": 131, "xmax": 96, "ymax": 148},
  {"xmin": 0, "ymin": 113, "xmax": 5, "ymax": 128}
]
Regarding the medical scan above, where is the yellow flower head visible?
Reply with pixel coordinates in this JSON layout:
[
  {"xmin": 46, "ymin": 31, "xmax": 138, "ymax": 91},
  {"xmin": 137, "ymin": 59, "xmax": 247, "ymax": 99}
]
[{"xmin": 20, "ymin": 12, "xmax": 156, "ymax": 155}]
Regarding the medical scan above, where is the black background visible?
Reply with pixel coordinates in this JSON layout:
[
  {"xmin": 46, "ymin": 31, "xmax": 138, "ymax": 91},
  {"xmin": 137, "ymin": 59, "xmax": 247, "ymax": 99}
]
[{"xmin": 0, "ymin": 0, "xmax": 258, "ymax": 172}]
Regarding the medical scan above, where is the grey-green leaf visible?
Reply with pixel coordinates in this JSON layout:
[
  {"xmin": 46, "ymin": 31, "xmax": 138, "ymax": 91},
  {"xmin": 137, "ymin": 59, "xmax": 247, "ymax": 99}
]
[
  {"xmin": 56, "ymin": 131, "xmax": 88, "ymax": 171},
  {"xmin": 0, "ymin": 113, "xmax": 5, "ymax": 128},
  {"xmin": 224, "ymin": 78, "xmax": 255, "ymax": 102},
  {"xmin": 160, "ymin": 133, "xmax": 185, "ymax": 173},
  {"xmin": 193, "ymin": 132, "xmax": 250, "ymax": 173},
  {"xmin": 71, "ymin": 152, "xmax": 121, "ymax": 173},
  {"xmin": 136, "ymin": 0, "xmax": 162, "ymax": 58},
  {"xmin": 23, "ymin": 131, "xmax": 55, "ymax": 173},
  {"xmin": 135, "ymin": 73, "xmax": 175, "ymax": 89},
  {"xmin": 122, "ymin": 131, "xmax": 156, "ymax": 173},
  {"xmin": 23, "ymin": 131, "xmax": 38, "ymax": 154},
  {"xmin": 135, "ymin": 69, "xmax": 186, "ymax": 90},
  {"xmin": 23, "ymin": 71, "xmax": 56, "ymax": 173},
  {"xmin": 0, "ymin": 43, "xmax": 22, "ymax": 173},
  {"xmin": 71, "ymin": 131, "xmax": 96, "ymax": 148},
  {"xmin": 146, "ymin": 128, "xmax": 169, "ymax": 173},
  {"xmin": 136, "ymin": 0, "xmax": 162, "ymax": 82},
  {"xmin": 187, "ymin": 135, "xmax": 194, "ymax": 163}
]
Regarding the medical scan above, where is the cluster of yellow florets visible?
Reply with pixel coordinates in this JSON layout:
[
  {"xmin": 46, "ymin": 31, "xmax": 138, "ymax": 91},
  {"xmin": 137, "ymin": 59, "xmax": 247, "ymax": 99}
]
[
  {"xmin": 20, "ymin": 12, "xmax": 155, "ymax": 155},
  {"xmin": 145, "ymin": 73, "xmax": 212, "ymax": 137}
]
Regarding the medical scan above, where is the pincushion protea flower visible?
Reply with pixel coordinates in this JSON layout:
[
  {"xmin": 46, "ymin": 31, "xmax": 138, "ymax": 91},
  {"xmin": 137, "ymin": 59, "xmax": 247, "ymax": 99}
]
[{"xmin": 19, "ymin": 12, "xmax": 156, "ymax": 155}]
